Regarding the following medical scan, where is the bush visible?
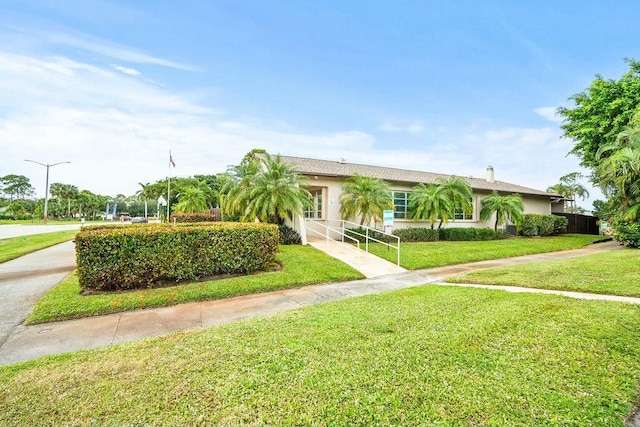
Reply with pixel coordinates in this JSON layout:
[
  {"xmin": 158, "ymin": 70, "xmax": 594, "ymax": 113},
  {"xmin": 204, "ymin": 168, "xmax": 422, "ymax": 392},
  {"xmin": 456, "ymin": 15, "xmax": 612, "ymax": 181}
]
[
  {"xmin": 279, "ymin": 224, "xmax": 302, "ymax": 245},
  {"xmin": 345, "ymin": 227, "xmax": 395, "ymax": 243},
  {"xmin": 170, "ymin": 213, "xmax": 219, "ymax": 223},
  {"xmin": 613, "ymin": 223, "xmax": 640, "ymax": 248},
  {"xmin": 75, "ymin": 222, "xmax": 279, "ymax": 292},
  {"xmin": 519, "ymin": 214, "xmax": 561, "ymax": 237},
  {"xmin": 439, "ymin": 227, "xmax": 502, "ymax": 241},
  {"xmin": 553, "ymin": 215, "xmax": 569, "ymax": 235},
  {"xmin": 393, "ymin": 228, "xmax": 439, "ymax": 242}
]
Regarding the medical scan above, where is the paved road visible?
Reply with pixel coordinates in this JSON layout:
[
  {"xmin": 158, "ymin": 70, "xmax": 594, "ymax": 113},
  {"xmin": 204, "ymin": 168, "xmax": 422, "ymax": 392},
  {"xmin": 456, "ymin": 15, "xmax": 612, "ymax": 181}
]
[
  {"xmin": 0, "ymin": 241, "xmax": 76, "ymax": 352},
  {"xmin": 0, "ymin": 223, "xmax": 86, "ymax": 239}
]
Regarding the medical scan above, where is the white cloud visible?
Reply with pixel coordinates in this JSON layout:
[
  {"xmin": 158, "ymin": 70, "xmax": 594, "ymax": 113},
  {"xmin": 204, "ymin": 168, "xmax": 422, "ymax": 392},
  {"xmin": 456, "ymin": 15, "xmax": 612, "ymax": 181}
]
[
  {"xmin": 0, "ymin": 48, "xmax": 601, "ymax": 212},
  {"xmin": 112, "ymin": 64, "xmax": 141, "ymax": 76},
  {"xmin": 379, "ymin": 120, "xmax": 425, "ymax": 135},
  {"xmin": 534, "ymin": 106, "xmax": 562, "ymax": 123}
]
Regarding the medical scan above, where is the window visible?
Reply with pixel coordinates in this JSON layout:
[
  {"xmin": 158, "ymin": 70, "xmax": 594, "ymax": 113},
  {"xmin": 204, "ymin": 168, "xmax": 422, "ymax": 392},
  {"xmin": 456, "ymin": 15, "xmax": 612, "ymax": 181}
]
[
  {"xmin": 392, "ymin": 191, "xmax": 409, "ymax": 219},
  {"xmin": 453, "ymin": 200, "xmax": 473, "ymax": 220},
  {"xmin": 304, "ymin": 189, "xmax": 323, "ymax": 219}
]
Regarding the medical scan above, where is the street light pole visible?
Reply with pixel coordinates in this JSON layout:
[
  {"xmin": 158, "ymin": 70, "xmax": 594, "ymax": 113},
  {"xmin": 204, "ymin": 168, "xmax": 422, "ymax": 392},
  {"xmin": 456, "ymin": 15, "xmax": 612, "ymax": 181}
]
[{"xmin": 24, "ymin": 159, "xmax": 71, "ymax": 224}]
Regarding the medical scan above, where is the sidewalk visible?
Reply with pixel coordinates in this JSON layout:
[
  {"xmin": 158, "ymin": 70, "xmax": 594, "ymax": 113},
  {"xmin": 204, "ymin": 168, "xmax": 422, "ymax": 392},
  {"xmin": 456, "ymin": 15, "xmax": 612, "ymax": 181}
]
[{"xmin": 1, "ymin": 239, "xmax": 635, "ymax": 367}]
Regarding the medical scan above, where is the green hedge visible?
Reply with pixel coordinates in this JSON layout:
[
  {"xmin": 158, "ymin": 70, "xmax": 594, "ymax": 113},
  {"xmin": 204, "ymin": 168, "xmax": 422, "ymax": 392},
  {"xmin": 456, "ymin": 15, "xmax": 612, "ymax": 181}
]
[
  {"xmin": 170, "ymin": 213, "xmax": 219, "ymax": 223},
  {"xmin": 75, "ymin": 222, "xmax": 279, "ymax": 292},
  {"xmin": 439, "ymin": 227, "xmax": 502, "ymax": 241},
  {"xmin": 614, "ymin": 223, "xmax": 640, "ymax": 248},
  {"xmin": 393, "ymin": 228, "xmax": 439, "ymax": 242},
  {"xmin": 519, "ymin": 214, "xmax": 567, "ymax": 237}
]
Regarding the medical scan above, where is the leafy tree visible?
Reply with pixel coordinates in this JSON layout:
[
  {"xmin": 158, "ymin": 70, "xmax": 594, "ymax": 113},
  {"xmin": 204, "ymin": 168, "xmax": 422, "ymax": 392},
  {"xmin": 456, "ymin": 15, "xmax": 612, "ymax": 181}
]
[
  {"xmin": 238, "ymin": 154, "xmax": 312, "ymax": 223},
  {"xmin": 50, "ymin": 183, "xmax": 79, "ymax": 217},
  {"xmin": 558, "ymin": 59, "xmax": 640, "ymax": 169},
  {"xmin": 595, "ymin": 117, "xmax": 640, "ymax": 222},
  {"xmin": 0, "ymin": 175, "xmax": 34, "ymax": 202},
  {"xmin": 339, "ymin": 174, "xmax": 392, "ymax": 226},
  {"xmin": 408, "ymin": 183, "xmax": 451, "ymax": 229},
  {"xmin": 219, "ymin": 151, "xmax": 263, "ymax": 219},
  {"xmin": 592, "ymin": 199, "xmax": 615, "ymax": 221},
  {"xmin": 479, "ymin": 191, "xmax": 525, "ymax": 232},
  {"xmin": 173, "ymin": 187, "xmax": 209, "ymax": 214}
]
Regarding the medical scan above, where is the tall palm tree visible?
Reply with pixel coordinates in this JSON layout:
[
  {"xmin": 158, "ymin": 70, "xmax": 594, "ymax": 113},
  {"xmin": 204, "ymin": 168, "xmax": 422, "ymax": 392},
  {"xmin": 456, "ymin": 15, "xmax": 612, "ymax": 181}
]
[
  {"xmin": 479, "ymin": 191, "xmax": 524, "ymax": 232},
  {"xmin": 239, "ymin": 154, "xmax": 312, "ymax": 223},
  {"xmin": 173, "ymin": 187, "xmax": 209, "ymax": 213},
  {"xmin": 339, "ymin": 174, "xmax": 392, "ymax": 226},
  {"xmin": 408, "ymin": 183, "xmax": 452, "ymax": 229}
]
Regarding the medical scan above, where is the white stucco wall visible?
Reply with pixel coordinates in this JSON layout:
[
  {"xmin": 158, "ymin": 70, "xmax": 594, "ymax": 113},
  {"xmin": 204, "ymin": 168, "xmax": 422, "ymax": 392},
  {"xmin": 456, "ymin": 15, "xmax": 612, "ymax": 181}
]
[{"xmin": 296, "ymin": 176, "xmax": 553, "ymax": 235}]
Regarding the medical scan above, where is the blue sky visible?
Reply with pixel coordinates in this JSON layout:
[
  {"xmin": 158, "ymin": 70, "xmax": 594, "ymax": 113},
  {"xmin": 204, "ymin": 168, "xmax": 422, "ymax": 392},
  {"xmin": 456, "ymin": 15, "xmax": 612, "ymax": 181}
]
[{"xmin": 3, "ymin": 1, "xmax": 640, "ymax": 209}]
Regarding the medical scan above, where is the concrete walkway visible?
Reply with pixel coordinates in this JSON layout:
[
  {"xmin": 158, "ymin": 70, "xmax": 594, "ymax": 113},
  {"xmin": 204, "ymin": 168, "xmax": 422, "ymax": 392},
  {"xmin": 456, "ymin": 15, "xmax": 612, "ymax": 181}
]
[
  {"xmin": 307, "ymin": 237, "xmax": 406, "ymax": 278},
  {"xmin": 1, "ymin": 239, "xmax": 636, "ymax": 367}
]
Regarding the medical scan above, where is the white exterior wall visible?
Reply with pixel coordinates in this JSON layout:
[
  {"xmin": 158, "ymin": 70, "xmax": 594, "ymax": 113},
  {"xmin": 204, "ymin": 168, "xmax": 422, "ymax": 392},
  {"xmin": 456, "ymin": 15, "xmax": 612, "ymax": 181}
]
[{"xmin": 296, "ymin": 176, "xmax": 553, "ymax": 235}]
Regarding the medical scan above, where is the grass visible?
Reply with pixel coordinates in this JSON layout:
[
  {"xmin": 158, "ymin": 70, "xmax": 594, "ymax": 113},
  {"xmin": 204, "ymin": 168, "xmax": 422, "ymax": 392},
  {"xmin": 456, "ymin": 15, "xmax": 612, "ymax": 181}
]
[
  {"xmin": 0, "ymin": 230, "xmax": 78, "ymax": 263},
  {"xmin": 27, "ymin": 245, "xmax": 364, "ymax": 324},
  {"xmin": 368, "ymin": 234, "xmax": 603, "ymax": 269},
  {"xmin": 3, "ymin": 286, "xmax": 640, "ymax": 426},
  {"xmin": 447, "ymin": 247, "xmax": 640, "ymax": 297}
]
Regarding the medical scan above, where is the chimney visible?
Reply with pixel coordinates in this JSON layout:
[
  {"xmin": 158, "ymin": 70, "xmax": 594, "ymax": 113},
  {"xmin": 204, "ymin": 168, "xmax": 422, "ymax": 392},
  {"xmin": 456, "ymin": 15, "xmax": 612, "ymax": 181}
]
[{"xmin": 486, "ymin": 166, "xmax": 495, "ymax": 183}]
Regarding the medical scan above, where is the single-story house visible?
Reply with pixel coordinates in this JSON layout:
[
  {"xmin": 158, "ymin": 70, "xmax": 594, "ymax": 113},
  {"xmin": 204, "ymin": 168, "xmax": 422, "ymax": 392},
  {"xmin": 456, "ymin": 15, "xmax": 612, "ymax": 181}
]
[{"xmin": 273, "ymin": 154, "xmax": 563, "ymax": 240}]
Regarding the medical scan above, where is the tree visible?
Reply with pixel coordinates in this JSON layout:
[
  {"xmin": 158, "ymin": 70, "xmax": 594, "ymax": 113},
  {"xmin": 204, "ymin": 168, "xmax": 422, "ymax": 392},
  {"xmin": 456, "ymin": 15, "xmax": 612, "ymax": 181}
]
[
  {"xmin": 558, "ymin": 59, "xmax": 640, "ymax": 169},
  {"xmin": 0, "ymin": 175, "xmax": 34, "ymax": 202},
  {"xmin": 408, "ymin": 183, "xmax": 451, "ymax": 229},
  {"xmin": 238, "ymin": 154, "xmax": 312, "ymax": 223},
  {"xmin": 547, "ymin": 173, "xmax": 589, "ymax": 213},
  {"xmin": 479, "ymin": 191, "xmax": 524, "ymax": 232},
  {"xmin": 49, "ymin": 183, "xmax": 78, "ymax": 217},
  {"xmin": 595, "ymin": 117, "xmax": 640, "ymax": 222},
  {"xmin": 219, "ymin": 151, "xmax": 264, "ymax": 220},
  {"xmin": 339, "ymin": 174, "xmax": 392, "ymax": 226},
  {"xmin": 173, "ymin": 187, "xmax": 209, "ymax": 214}
]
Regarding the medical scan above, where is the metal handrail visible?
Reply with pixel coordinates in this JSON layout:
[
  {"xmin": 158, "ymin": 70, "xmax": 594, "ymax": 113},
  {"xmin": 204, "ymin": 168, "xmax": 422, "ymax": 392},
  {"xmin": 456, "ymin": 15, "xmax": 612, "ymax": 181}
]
[
  {"xmin": 305, "ymin": 221, "xmax": 361, "ymax": 254},
  {"xmin": 306, "ymin": 219, "xmax": 400, "ymax": 266}
]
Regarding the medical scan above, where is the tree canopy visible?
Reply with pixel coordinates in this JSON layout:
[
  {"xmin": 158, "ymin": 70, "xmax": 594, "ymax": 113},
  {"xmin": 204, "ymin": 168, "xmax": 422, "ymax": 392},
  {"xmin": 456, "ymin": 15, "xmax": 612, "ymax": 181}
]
[
  {"xmin": 558, "ymin": 59, "xmax": 640, "ymax": 169},
  {"xmin": 339, "ymin": 174, "xmax": 392, "ymax": 226},
  {"xmin": 479, "ymin": 191, "xmax": 524, "ymax": 232}
]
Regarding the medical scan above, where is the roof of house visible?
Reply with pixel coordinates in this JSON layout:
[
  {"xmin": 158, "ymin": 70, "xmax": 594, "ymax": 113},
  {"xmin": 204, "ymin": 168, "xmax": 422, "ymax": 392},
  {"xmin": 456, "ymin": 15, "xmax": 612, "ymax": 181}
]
[{"xmin": 275, "ymin": 154, "xmax": 559, "ymax": 198}]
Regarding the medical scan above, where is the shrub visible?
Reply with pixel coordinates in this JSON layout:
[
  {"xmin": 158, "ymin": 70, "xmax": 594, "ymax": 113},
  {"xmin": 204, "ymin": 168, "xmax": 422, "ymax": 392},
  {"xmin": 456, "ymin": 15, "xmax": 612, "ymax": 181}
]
[
  {"xmin": 170, "ymin": 213, "xmax": 219, "ymax": 223},
  {"xmin": 393, "ymin": 228, "xmax": 439, "ymax": 242},
  {"xmin": 553, "ymin": 215, "xmax": 569, "ymax": 235},
  {"xmin": 519, "ymin": 214, "xmax": 560, "ymax": 237},
  {"xmin": 613, "ymin": 223, "xmax": 640, "ymax": 248},
  {"xmin": 279, "ymin": 224, "xmax": 302, "ymax": 245},
  {"xmin": 439, "ymin": 227, "xmax": 502, "ymax": 241},
  {"xmin": 345, "ymin": 227, "xmax": 395, "ymax": 243},
  {"xmin": 75, "ymin": 222, "xmax": 279, "ymax": 292}
]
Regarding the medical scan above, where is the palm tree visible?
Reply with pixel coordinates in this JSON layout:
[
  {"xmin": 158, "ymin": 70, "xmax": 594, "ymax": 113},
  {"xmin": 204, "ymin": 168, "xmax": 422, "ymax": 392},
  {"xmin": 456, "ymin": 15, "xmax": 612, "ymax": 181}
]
[
  {"xmin": 437, "ymin": 176, "xmax": 474, "ymax": 222},
  {"xmin": 238, "ymin": 154, "xmax": 312, "ymax": 223},
  {"xmin": 408, "ymin": 183, "xmax": 452, "ymax": 229},
  {"xmin": 339, "ymin": 174, "xmax": 392, "ymax": 226},
  {"xmin": 173, "ymin": 187, "xmax": 209, "ymax": 213},
  {"xmin": 596, "ymin": 122, "xmax": 640, "ymax": 222},
  {"xmin": 479, "ymin": 191, "xmax": 524, "ymax": 232}
]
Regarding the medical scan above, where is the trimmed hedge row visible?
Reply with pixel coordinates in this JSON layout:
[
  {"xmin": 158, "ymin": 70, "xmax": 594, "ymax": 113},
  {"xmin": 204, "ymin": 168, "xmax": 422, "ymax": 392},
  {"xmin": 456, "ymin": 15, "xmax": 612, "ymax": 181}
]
[
  {"xmin": 438, "ymin": 227, "xmax": 503, "ymax": 241},
  {"xmin": 346, "ymin": 227, "xmax": 503, "ymax": 243},
  {"xmin": 519, "ymin": 214, "xmax": 568, "ymax": 237},
  {"xmin": 170, "ymin": 213, "xmax": 219, "ymax": 223},
  {"xmin": 75, "ymin": 222, "xmax": 279, "ymax": 292}
]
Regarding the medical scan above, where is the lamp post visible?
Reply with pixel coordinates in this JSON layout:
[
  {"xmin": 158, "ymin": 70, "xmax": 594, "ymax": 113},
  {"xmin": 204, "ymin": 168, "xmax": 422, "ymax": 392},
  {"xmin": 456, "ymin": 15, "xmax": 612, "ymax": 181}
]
[{"xmin": 24, "ymin": 159, "xmax": 71, "ymax": 224}]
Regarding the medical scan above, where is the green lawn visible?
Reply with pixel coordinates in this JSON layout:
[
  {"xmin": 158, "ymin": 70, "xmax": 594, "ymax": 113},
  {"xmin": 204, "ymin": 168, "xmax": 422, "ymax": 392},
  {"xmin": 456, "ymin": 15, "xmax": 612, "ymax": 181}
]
[
  {"xmin": 0, "ymin": 231, "xmax": 78, "ymax": 263},
  {"xmin": 369, "ymin": 234, "xmax": 603, "ymax": 269},
  {"xmin": 27, "ymin": 245, "xmax": 364, "ymax": 324},
  {"xmin": 3, "ymin": 286, "xmax": 639, "ymax": 426},
  {"xmin": 447, "ymin": 248, "xmax": 640, "ymax": 297}
]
